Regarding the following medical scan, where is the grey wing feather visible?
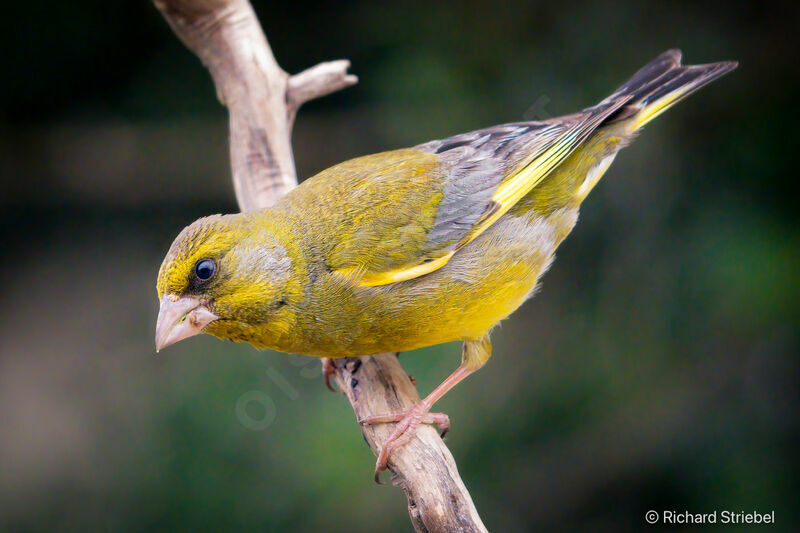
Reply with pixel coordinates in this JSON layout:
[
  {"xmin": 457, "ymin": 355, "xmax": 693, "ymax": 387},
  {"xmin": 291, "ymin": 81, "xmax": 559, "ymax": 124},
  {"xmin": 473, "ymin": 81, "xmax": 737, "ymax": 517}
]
[
  {"xmin": 412, "ymin": 88, "xmax": 633, "ymax": 255},
  {"xmin": 414, "ymin": 121, "xmax": 565, "ymax": 250}
]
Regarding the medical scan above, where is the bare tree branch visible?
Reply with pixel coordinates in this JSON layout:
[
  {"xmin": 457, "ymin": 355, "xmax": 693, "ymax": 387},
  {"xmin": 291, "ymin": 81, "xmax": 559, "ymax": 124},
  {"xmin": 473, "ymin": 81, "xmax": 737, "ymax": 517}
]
[
  {"xmin": 333, "ymin": 355, "xmax": 488, "ymax": 532},
  {"xmin": 287, "ymin": 60, "xmax": 358, "ymax": 123},
  {"xmin": 154, "ymin": 1, "xmax": 486, "ymax": 531},
  {"xmin": 153, "ymin": 0, "xmax": 357, "ymax": 210}
]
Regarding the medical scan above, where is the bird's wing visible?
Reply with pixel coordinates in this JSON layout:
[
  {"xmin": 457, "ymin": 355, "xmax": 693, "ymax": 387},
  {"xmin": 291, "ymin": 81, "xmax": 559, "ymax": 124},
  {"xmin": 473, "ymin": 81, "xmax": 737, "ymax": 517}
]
[{"xmin": 285, "ymin": 98, "xmax": 629, "ymax": 287}]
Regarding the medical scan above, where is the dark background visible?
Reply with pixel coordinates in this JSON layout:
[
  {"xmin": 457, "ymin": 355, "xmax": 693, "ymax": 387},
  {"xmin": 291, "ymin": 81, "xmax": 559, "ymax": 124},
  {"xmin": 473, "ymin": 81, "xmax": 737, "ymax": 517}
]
[{"xmin": 1, "ymin": 1, "xmax": 797, "ymax": 531}]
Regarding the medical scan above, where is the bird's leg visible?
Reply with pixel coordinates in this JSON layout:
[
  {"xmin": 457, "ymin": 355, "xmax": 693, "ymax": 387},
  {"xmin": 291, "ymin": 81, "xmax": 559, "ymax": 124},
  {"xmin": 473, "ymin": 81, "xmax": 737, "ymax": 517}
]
[
  {"xmin": 361, "ymin": 335, "xmax": 492, "ymax": 482},
  {"xmin": 364, "ymin": 365, "xmax": 474, "ymax": 482},
  {"xmin": 321, "ymin": 357, "xmax": 337, "ymax": 392}
]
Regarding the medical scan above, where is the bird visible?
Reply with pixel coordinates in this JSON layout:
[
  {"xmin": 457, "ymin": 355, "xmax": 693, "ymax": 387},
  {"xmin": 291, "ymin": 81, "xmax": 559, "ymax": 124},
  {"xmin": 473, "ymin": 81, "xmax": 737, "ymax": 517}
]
[{"xmin": 155, "ymin": 50, "xmax": 736, "ymax": 480}]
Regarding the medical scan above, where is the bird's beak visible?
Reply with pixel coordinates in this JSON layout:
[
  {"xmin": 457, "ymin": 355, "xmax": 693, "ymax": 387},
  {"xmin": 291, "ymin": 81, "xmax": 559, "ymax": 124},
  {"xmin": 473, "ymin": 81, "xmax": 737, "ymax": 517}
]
[{"xmin": 155, "ymin": 295, "xmax": 219, "ymax": 352}]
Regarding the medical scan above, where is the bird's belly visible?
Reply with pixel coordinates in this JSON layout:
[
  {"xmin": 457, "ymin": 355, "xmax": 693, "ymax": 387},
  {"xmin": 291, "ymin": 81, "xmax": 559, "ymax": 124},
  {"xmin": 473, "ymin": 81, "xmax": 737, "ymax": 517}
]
[{"xmin": 302, "ymin": 207, "xmax": 578, "ymax": 357}]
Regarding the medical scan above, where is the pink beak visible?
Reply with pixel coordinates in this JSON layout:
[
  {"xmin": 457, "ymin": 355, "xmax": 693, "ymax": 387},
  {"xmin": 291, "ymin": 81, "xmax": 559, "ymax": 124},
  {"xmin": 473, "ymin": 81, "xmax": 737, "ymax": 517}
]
[{"xmin": 155, "ymin": 295, "xmax": 219, "ymax": 352}]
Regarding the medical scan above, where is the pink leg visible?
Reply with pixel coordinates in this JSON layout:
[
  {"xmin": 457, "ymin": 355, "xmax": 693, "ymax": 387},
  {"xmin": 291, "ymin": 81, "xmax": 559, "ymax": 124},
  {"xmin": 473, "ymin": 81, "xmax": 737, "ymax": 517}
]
[{"xmin": 361, "ymin": 364, "xmax": 475, "ymax": 482}]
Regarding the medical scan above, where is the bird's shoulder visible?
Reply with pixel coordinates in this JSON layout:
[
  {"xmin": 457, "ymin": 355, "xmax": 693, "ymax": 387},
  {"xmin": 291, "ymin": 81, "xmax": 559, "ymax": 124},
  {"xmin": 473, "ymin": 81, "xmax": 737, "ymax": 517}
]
[{"xmin": 277, "ymin": 148, "xmax": 447, "ymax": 281}]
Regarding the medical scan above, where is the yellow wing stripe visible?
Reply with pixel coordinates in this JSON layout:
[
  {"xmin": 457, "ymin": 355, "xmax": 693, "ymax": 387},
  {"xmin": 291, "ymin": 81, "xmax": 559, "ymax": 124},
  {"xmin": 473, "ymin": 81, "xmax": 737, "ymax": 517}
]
[
  {"xmin": 336, "ymin": 251, "xmax": 455, "ymax": 287},
  {"xmin": 455, "ymin": 131, "xmax": 580, "ymax": 249},
  {"xmin": 455, "ymin": 97, "xmax": 631, "ymax": 250}
]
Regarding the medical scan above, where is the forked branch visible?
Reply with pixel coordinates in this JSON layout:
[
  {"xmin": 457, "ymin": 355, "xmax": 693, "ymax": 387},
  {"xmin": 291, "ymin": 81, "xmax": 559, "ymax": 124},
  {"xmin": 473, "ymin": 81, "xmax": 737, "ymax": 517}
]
[{"xmin": 154, "ymin": 0, "xmax": 356, "ymax": 211}]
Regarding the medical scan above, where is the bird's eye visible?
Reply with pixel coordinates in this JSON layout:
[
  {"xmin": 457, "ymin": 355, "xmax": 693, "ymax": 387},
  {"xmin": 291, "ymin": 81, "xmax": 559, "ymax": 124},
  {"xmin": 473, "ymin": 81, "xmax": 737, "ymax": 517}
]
[{"xmin": 194, "ymin": 259, "xmax": 217, "ymax": 281}]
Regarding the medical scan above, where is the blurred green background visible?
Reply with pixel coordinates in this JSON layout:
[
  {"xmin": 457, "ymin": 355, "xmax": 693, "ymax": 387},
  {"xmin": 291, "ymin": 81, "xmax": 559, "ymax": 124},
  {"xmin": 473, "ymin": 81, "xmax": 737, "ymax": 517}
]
[{"xmin": 1, "ymin": 0, "xmax": 797, "ymax": 531}]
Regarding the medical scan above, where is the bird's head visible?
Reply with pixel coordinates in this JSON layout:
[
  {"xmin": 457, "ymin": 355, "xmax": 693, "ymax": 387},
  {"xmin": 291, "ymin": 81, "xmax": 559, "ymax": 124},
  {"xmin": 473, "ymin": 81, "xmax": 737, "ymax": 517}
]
[{"xmin": 155, "ymin": 213, "xmax": 298, "ymax": 351}]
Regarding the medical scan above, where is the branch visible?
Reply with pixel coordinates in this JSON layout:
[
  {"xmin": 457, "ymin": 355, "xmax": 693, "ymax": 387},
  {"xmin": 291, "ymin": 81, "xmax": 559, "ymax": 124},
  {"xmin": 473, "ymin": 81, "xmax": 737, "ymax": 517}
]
[
  {"xmin": 154, "ymin": 1, "xmax": 486, "ymax": 531},
  {"xmin": 333, "ymin": 355, "xmax": 487, "ymax": 531},
  {"xmin": 287, "ymin": 60, "xmax": 357, "ymax": 123},
  {"xmin": 153, "ymin": 0, "xmax": 357, "ymax": 211}
]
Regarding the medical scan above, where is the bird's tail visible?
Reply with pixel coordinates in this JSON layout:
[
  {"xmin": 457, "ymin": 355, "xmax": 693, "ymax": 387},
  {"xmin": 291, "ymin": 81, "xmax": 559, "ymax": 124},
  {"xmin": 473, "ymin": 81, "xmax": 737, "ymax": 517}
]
[{"xmin": 601, "ymin": 49, "xmax": 737, "ymax": 130}]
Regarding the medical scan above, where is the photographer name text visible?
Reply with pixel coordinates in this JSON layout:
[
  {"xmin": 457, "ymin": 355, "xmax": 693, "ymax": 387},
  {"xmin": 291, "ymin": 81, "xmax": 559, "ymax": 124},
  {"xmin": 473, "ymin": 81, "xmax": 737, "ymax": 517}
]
[{"xmin": 645, "ymin": 510, "xmax": 774, "ymax": 525}]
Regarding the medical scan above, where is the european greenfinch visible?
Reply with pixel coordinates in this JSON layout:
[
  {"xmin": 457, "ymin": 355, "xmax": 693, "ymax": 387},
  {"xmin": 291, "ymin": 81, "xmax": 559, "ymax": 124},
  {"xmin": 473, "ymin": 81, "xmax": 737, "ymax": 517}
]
[{"xmin": 155, "ymin": 50, "xmax": 736, "ymax": 478}]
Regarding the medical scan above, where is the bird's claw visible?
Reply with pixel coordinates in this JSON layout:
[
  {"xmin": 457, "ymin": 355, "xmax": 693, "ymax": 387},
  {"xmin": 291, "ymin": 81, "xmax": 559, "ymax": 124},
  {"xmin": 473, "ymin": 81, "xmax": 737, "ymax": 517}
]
[
  {"xmin": 359, "ymin": 403, "xmax": 450, "ymax": 483},
  {"xmin": 321, "ymin": 357, "xmax": 338, "ymax": 392}
]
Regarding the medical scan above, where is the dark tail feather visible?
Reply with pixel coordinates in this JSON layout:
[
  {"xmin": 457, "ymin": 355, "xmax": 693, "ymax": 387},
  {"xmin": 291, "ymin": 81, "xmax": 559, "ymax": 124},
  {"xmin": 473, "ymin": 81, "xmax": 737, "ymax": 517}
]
[
  {"xmin": 602, "ymin": 49, "xmax": 737, "ymax": 128},
  {"xmin": 618, "ymin": 48, "xmax": 683, "ymax": 96}
]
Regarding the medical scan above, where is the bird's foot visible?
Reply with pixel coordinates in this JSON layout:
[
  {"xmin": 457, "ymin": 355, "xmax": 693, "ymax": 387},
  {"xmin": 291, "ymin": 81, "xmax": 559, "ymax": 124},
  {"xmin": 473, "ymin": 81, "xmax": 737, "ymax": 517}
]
[
  {"xmin": 321, "ymin": 357, "xmax": 337, "ymax": 392},
  {"xmin": 360, "ymin": 403, "xmax": 450, "ymax": 482}
]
